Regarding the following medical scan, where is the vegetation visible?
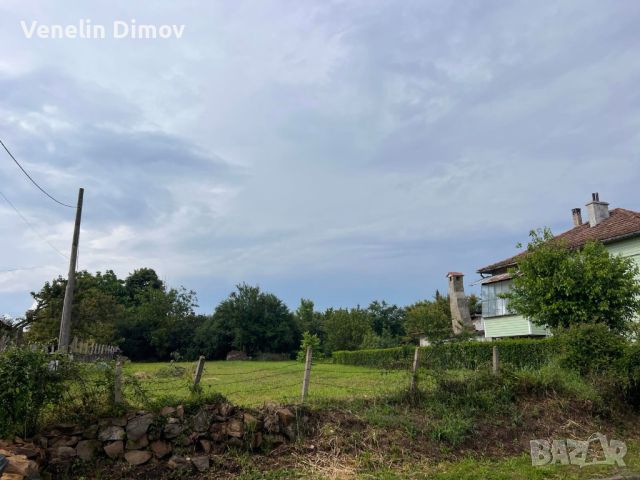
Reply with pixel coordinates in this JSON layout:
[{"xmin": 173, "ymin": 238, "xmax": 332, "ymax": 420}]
[
  {"xmin": 506, "ymin": 229, "xmax": 640, "ymax": 333},
  {"xmin": 333, "ymin": 338, "xmax": 560, "ymax": 370},
  {"xmin": 0, "ymin": 348, "xmax": 73, "ymax": 437}
]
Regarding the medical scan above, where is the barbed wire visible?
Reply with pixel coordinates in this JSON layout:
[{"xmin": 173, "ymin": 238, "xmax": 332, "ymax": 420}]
[
  {"xmin": 204, "ymin": 368, "xmax": 305, "ymax": 387},
  {"xmin": 201, "ymin": 362, "xmax": 301, "ymax": 376}
]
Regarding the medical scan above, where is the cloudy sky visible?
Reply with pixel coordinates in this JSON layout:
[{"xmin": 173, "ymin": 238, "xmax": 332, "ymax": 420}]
[{"xmin": 0, "ymin": 1, "xmax": 639, "ymax": 317}]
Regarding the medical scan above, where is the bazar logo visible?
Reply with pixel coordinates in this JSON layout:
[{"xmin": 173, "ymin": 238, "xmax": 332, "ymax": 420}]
[{"xmin": 530, "ymin": 433, "xmax": 626, "ymax": 467}]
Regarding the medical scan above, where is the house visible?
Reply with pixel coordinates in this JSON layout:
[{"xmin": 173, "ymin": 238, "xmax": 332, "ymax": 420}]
[{"xmin": 477, "ymin": 193, "xmax": 640, "ymax": 339}]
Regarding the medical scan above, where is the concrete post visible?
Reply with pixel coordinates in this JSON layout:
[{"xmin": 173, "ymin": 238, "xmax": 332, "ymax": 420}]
[{"xmin": 301, "ymin": 347, "xmax": 312, "ymax": 403}]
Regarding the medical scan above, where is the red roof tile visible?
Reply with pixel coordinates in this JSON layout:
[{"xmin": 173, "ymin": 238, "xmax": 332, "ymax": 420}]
[{"xmin": 477, "ymin": 208, "xmax": 640, "ymax": 274}]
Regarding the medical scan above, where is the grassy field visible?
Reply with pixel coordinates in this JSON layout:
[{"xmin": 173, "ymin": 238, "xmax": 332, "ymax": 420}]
[{"xmin": 124, "ymin": 360, "xmax": 411, "ymax": 406}]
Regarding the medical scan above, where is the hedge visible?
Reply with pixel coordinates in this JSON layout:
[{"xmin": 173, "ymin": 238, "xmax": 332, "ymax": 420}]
[{"xmin": 332, "ymin": 338, "xmax": 561, "ymax": 370}]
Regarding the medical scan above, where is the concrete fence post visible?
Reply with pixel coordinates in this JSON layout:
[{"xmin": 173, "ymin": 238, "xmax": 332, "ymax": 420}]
[
  {"xmin": 410, "ymin": 346, "xmax": 420, "ymax": 392},
  {"xmin": 193, "ymin": 355, "xmax": 206, "ymax": 389},
  {"xmin": 492, "ymin": 345, "xmax": 500, "ymax": 375},
  {"xmin": 301, "ymin": 346, "xmax": 313, "ymax": 404},
  {"xmin": 114, "ymin": 356, "xmax": 124, "ymax": 404}
]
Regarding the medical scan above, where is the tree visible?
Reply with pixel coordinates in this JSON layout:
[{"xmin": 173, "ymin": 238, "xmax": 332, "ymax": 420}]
[
  {"xmin": 404, "ymin": 293, "xmax": 452, "ymax": 344},
  {"xmin": 505, "ymin": 228, "xmax": 640, "ymax": 333},
  {"xmin": 211, "ymin": 284, "xmax": 300, "ymax": 357},
  {"xmin": 322, "ymin": 307, "xmax": 371, "ymax": 353},
  {"xmin": 125, "ymin": 268, "xmax": 163, "ymax": 304},
  {"xmin": 25, "ymin": 271, "xmax": 127, "ymax": 344},
  {"xmin": 117, "ymin": 285, "xmax": 198, "ymax": 360},
  {"xmin": 294, "ymin": 299, "xmax": 324, "ymax": 338},
  {"xmin": 367, "ymin": 300, "xmax": 405, "ymax": 339}
]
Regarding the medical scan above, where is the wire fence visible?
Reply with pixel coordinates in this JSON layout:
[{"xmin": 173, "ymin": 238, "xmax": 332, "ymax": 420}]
[{"xmin": 114, "ymin": 347, "xmax": 436, "ymax": 407}]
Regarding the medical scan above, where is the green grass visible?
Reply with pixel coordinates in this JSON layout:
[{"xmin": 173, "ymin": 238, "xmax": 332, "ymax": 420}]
[{"xmin": 124, "ymin": 360, "xmax": 411, "ymax": 406}]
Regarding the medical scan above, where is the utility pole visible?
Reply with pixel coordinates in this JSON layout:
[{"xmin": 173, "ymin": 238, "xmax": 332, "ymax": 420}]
[{"xmin": 58, "ymin": 187, "xmax": 84, "ymax": 353}]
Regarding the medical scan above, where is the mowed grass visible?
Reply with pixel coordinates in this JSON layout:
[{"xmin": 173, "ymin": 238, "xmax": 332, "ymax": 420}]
[{"xmin": 124, "ymin": 360, "xmax": 411, "ymax": 406}]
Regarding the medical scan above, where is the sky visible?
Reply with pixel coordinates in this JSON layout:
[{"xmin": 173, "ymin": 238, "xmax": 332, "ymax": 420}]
[{"xmin": 0, "ymin": 1, "xmax": 639, "ymax": 318}]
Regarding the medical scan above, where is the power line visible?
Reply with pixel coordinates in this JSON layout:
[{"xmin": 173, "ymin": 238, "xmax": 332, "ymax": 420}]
[
  {"xmin": 0, "ymin": 266, "xmax": 50, "ymax": 273},
  {"xmin": 0, "ymin": 189, "xmax": 68, "ymax": 260},
  {"xmin": 0, "ymin": 138, "xmax": 75, "ymax": 208}
]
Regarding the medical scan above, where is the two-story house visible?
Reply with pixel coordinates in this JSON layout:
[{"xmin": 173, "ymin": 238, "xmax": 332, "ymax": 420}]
[{"xmin": 477, "ymin": 193, "xmax": 640, "ymax": 339}]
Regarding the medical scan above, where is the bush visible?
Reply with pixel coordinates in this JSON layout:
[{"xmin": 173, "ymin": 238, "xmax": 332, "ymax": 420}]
[
  {"xmin": 297, "ymin": 332, "xmax": 323, "ymax": 362},
  {"xmin": 332, "ymin": 345, "xmax": 415, "ymax": 369},
  {"xmin": 557, "ymin": 323, "xmax": 627, "ymax": 377},
  {"xmin": 0, "ymin": 348, "xmax": 73, "ymax": 438},
  {"xmin": 508, "ymin": 362, "xmax": 600, "ymax": 403},
  {"xmin": 624, "ymin": 343, "xmax": 640, "ymax": 406},
  {"xmin": 332, "ymin": 338, "xmax": 559, "ymax": 370}
]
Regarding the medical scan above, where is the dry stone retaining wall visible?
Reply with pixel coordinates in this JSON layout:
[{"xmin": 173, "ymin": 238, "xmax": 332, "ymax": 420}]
[{"xmin": 0, "ymin": 402, "xmax": 304, "ymax": 479}]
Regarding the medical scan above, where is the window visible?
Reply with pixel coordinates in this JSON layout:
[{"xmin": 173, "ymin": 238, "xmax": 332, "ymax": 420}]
[{"xmin": 481, "ymin": 280, "xmax": 512, "ymax": 317}]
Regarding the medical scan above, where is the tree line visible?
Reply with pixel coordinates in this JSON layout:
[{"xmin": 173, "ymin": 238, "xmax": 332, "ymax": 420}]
[{"xmin": 17, "ymin": 268, "xmax": 479, "ymax": 361}]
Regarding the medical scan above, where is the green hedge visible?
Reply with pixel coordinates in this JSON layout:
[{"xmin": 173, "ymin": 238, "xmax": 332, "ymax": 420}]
[{"xmin": 332, "ymin": 338, "xmax": 561, "ymax": 370}]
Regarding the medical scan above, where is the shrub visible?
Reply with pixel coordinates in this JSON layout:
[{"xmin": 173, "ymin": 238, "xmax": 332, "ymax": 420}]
[
  {"xmin": 557, "ymin": 323, "xmax": 627, "ymax": 377},
  {"xmin": 332, "ymin": 338, "xmax": 559, "ymax": 370},
  {"xmin": 297, "ymin": 331, "xmax": 322, "ymax": 362},
  {"xmin": 508, "ymin": 362, "xmax": 600, "ymax": 403},
  {"xmin": 624, "ymin": 343, "xmax": 640, "ymax": 406},
  {"xmin": 332, "ymin": 345, "xmax": 415, "ymax": 369},
  {"xmin": 0, "ymin": 348, "xmax": 73, "ymax": 438}
]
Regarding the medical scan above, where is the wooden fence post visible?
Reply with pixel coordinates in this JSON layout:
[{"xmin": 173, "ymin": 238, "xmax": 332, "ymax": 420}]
[
  {"xmin": 492, "ymin": 345, "xmax": 499, "ymax": 375},
  {"xmin": 114, "ymin": 357, "xmax": 123, "ymax": 404},
  {"xmin": 410, "ymin": 346, "xmax": 420, "ymax": 392},
  {"xmin": 193, "ymin": 355, "xmax": 206, "ymax": 389},
  {"xmin": 301, "ymin": 346, "xmax": 313, "ymax": 404}
]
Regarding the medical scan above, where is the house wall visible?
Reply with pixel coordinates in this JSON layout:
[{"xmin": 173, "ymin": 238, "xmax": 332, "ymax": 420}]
[
  {"xmin": 484, "ymin": 314, "xmax": 530, "ymax": 337},
  {"xmin": 606, "ymin": 236, "xmax": 640, "ymax": 269},
  {"xmin": 481, "ymin": 236, "xmax": 640, "ymax": 339}
]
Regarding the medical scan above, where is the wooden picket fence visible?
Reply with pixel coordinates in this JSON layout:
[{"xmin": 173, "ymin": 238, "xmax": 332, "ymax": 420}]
[{"xmin": 0, "ymin": 332, "xmax": 120, "ymax": 362}]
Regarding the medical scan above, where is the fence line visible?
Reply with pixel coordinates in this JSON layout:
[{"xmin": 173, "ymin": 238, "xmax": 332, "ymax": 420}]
[
  {"xmin": 0, "ymin": 333, "xmax": 120, "ymax": 361},
  {"xmin": 114, "ymin": 345, "xmax": 508, "ymax": 407}
]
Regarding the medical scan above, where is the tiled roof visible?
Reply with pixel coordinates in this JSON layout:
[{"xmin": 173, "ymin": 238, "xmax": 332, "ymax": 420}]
[{"xmin": 477, "ymin": 208, "xmax": 640, "ymax": 274}]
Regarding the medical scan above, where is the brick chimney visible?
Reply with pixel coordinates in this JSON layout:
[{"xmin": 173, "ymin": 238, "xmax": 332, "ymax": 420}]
[
  {"xmin": 572, "ymin": 208, "xmax": 583, "ymax": 227},
  {"xmin": 585, "ymin": 192, "xmax": 609, "ymax": 227}
]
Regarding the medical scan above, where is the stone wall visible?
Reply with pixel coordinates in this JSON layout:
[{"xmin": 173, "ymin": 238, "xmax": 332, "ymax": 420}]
[{"xmin": 0, "ymin": 402, "xmax": 303, "ymax": 479}]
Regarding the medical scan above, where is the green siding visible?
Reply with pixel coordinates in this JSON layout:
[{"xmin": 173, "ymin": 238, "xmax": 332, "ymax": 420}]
[
  {"xmin": 484, "ymin": 314, "xmax": 531, "ymax": 338},
  {"xmin": 606, "ymin": 236, "xmax": 640, "ymax": 269},
  {"xmin": 482, "ymin": 236, "xmax": 640, "ymax": 338},
  {"xmin": 530, "ymin": 322, "xmax": 549, "ymax": 335}
]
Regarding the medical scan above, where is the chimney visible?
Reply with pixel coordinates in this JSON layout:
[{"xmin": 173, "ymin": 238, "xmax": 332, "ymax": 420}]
[
  {"xmin": 447, "ymin": 272, "xmax": 472, "ymax": 335},
  {"xmin": 572, "ymin": 208, "xmax": 583, "ymax": 227},
  {"xmin": 585, "ymin": 192, "xmax": 609, "ymax": 227}
]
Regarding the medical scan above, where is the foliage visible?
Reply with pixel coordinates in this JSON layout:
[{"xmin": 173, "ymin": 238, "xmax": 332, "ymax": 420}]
[
  {"xmin": 404, "ymin": 292, "xmax": 452, "ymax": 344},
  {"xmin": 0, "ymin": 348, "xmax": 73, "ymax": 437},
  {"xmin": 333, "ymin": 345, "xmax": 416, "ymax": 369},
  {"xmin": 333, "ymin": 338, "xmax": 560, "ymax": 370},
  {"xmin": 557, "ymin": 323, "xmax": 628, "ymax": 377},
  {"xmin": 117, "ymin": 286, "xmax": 198, "ymax": 360},
  {"xmin": 508, "ymin": 361, "xmax": 599, "ymax": 402},
  {"xmin": 297, "ymin": 331, "xmax": 322, "ymax": 362},
  {"xmin": 196, "ymin": 284, "xmax": 300, "ymax": 358},
  {"xmin": 24, "ymin": 268, "xmax": 200, "ymax": 361},
  {"xmin": 367, "ymin": 300, "xmax": 406, "ymax": 341},
  {"xmin": 505, "ymin": 229, "xmax": 640, "ymax": 333},
  {"xmin": 626, "ymin": 344, "xmax": 640, "ymax": 406},
  {"xmin": 322, "ymin": 307, "xmax": 372, "ymax": 353},
  {"xmin": 293, "ymin": 299, "xmax": 325, "ymax": 342}
]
